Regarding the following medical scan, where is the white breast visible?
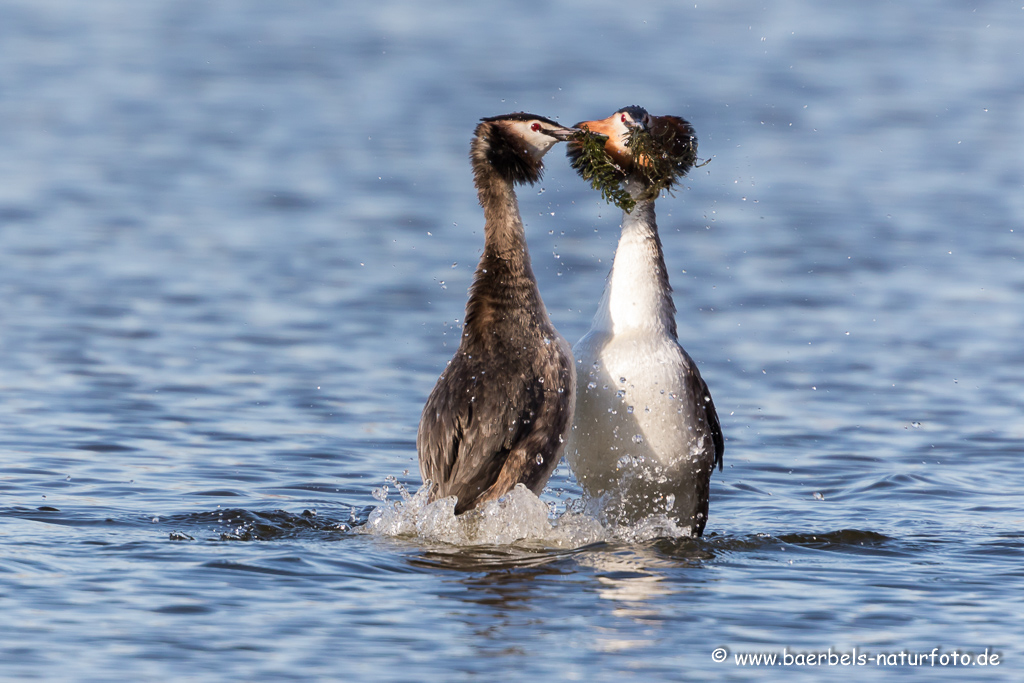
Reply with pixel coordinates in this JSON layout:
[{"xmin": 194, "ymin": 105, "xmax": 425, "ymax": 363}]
[
  {"xmin": 568, "ymin": 331, "xmax": 708, "ymax": 480},
  {"xmin": 565, "ymin": 200, "xmax": 716, "ymax": 527}
]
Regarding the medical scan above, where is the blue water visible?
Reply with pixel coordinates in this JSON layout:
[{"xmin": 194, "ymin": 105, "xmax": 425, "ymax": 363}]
[{"xmin": 2, "ymin": 1, "xmax": 1023, "ymax": 680}]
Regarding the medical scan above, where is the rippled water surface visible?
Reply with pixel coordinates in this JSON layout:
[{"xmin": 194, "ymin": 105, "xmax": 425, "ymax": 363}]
[{"xmin": 2, "ymin": 1, "xmax": 1023, "ymax": 680}]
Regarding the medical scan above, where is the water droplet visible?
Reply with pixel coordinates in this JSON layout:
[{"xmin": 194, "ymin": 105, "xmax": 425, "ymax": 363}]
[
  {"xmin": 813, "ymin": 492, "xmax": 825, "ymax": 501},
  {"xmin": 587, "ymin": 382, "xmax": 597, "ymax": 390},
  {"xmin": 632, "ymin": 434, "xmax": 644, "ymax": 444},
  {"xmin": 535, "ymin": 454, "xmax": 544, "ymax": 465},
  {"xmin": 626, "ymin": 406, "xmax": 634, "ymax": 414},
  {"xmin": 619, "ymin": 376, "xmax": 627, "ymax": 383},
  {"xmin": 615, "ymin": 389, "xmax": 625, "ymax": 398}
]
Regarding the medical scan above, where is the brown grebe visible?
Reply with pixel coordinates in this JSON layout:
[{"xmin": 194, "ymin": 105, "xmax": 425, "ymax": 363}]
[
  {"xmin": 565, "ymin": 106, "xmax": 723, "ymax": 536},
  {"xmin": 418, "ymin": 113, "xmax": 578, "ymax": 514}
]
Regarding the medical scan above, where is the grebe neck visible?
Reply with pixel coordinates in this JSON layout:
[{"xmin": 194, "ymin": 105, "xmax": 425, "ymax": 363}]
[
  {"xmin": 591, "ymin": 182, "xmax": 677, "ymax": 337},
  {"xmin": 462, "ymin": 143, "xmax": 549, "ymax": 342}
]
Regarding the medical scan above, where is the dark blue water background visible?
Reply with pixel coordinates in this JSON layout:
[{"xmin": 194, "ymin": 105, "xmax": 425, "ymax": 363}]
[{"xmin": 2, "ymin": 1, "xmax": 1022, "ymax": 680}]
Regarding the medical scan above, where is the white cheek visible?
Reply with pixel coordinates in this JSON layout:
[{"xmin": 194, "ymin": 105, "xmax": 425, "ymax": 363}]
[{"xmin": 524, "ymin": 133, "xmax": 556, "ymax": 156}]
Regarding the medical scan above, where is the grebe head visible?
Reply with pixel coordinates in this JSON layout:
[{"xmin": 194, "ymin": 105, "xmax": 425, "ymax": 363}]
[
  {"xmin": 568, "ymin": 106, "xmax": 698, "ymax": 201},
  {"xmin": 572, "ymin": 105, "xmax": 651, "ymax": 169},
  {"xmin": 474, "ymin": 113, "xmax": 577, "ymax": 185}
]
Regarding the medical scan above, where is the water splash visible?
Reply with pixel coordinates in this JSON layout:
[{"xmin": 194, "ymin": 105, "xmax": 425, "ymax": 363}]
[{"xmin": 360, "ymin": 480, "xmax": 696, "ymax": 548}]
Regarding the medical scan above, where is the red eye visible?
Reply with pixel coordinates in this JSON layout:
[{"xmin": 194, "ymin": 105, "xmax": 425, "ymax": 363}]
[
  {"xmin": 621, "ymin": 114, "xmax": 627, "ymax": 123},
  {"xmin": 531, "ymin": 122, "xmax": 542, "ymax": 131}
]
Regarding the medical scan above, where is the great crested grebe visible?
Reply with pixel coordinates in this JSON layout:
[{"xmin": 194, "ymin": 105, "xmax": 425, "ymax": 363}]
[
  {"xmin": 565, "ymin": 106, "xmax": 723, "ymax": 536},
  {"xmin": 418, "ymin": 113, "xmax": 578, "ymax": 514}
]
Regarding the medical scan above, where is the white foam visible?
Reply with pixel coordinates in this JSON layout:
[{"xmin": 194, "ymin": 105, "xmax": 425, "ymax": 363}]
[{"xmin": 359, "ymin": 480, "xmax": 694, "ymax": 548}]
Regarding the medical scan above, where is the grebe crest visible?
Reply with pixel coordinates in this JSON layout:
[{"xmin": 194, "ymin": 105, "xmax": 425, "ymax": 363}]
[
  {"xmin": 473, "ymin": 113, "xmax": 574, "ymax": 186},
  {"xmin": 568, "ymin": 106, "xmax": 698, "ymax": 208}
]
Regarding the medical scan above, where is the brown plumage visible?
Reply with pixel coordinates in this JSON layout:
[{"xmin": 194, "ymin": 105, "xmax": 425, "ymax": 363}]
[{"xmin": 417, "ymin": 113, "xmax": 577, "ymax": 514}]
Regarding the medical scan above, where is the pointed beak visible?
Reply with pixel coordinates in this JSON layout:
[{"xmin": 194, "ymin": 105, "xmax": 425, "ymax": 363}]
[
  {"xmin": 574, "ymin": 114, "xmax": 618, "ymax": 140},
  {"xmin": 543, "ymin": 124, "xmax": 579, "ymax": 141}
]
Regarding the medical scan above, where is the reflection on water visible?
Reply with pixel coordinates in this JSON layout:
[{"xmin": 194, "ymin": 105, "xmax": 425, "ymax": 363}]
[{"xmin": 587, "ymin": 548, "xmax": 675, "ymax": 624}]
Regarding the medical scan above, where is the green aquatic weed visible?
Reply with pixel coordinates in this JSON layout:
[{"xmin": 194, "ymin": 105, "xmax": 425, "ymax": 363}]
[
  {"xmin": 567, "ymin": 129, "xmax": 636, "ymax": 213},
  {"xmin": 626, "ymin": 119, "xmax": 700, "ymax": 203},
  {"xmin": 568, "ymin": 117, "xmax": 703, "ymax": 213}
]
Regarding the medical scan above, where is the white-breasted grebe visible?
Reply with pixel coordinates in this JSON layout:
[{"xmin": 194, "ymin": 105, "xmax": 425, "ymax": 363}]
[
  {"xmin": 418, "ymin": 113, "xmax": 578, "ymax": 514},
  {"xmin": 565, "ymin": 106, "xmax": 723, "ymax": 536}
]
